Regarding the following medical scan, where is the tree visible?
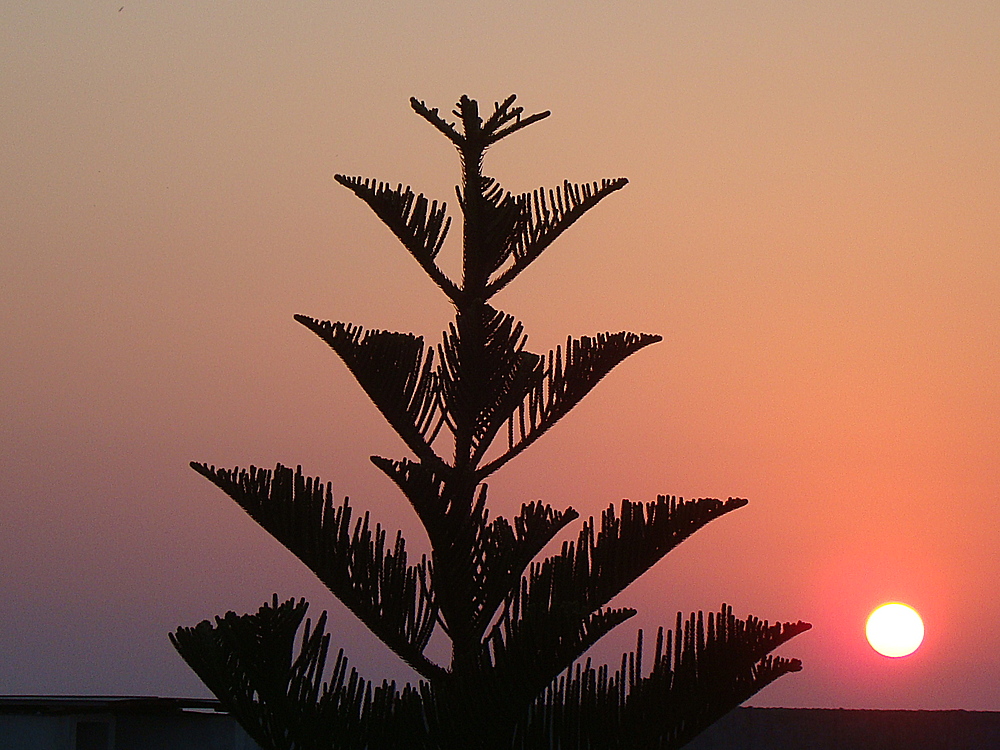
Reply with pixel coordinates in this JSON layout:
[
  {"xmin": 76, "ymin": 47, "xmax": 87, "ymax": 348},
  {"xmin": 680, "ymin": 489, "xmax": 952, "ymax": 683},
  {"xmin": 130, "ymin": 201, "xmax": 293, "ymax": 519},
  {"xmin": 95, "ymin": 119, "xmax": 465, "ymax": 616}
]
[{"xmin": 171, "ymin": 94, "xmax": 811, "ymax": 750}]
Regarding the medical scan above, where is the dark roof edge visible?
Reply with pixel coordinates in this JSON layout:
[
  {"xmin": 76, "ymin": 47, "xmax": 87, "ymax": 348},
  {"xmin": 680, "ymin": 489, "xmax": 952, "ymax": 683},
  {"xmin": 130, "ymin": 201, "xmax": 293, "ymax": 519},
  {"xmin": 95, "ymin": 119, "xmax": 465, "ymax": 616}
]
[
  {"xmin": 741, "ymin": 707, "xmax": 1000, "ymax": 716},
  {"xmin": 0, "ymin": 696, "xmax": 224, "ymax": 716}
]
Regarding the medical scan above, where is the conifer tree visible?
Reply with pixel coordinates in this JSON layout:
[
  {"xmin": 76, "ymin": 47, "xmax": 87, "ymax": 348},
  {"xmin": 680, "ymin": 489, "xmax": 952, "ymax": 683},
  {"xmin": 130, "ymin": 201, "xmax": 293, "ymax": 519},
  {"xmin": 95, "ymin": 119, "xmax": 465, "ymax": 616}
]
[{"xmin": 172, "ymin": 94, "xmax": 811, "ymax": 750}]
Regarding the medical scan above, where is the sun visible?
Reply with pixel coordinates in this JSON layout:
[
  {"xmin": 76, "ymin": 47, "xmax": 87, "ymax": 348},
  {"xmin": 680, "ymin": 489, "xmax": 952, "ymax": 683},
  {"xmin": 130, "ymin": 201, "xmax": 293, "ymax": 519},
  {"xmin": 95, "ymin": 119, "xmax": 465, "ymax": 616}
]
[{"xmin": 866, "ymin": 602, "xmax": 924, "ymax": 657}]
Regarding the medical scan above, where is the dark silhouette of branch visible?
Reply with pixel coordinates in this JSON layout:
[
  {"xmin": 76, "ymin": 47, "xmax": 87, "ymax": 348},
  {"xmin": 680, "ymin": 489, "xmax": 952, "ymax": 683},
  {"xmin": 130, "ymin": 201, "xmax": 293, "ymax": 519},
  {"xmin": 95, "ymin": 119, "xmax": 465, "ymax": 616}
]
[
  {"xmin": 190, "ymin": 463, "xmax": 445, "ymax": 680},
  {"xmin": 410, "ymin": 98, "xmax": 464, "ymax": 147},
  {"xmin": 369, "ymin": 455, "xmax": 488, "ymax": 652},
  {"xmin": 515, "ymin": 607, "xmax": 812, "ymax": 750},
  {"xmin": 484, "ymin": 178, "xmax": 630, "ymax": 297},
  {"xmin": 482, "ymin": 599, "xmax": 637, "ymax": 724},
  {"xmin": 480, "ymin": 94, "xmax": 551, "ymax": 145},
  {"xmin": 467, "ymin": 496, "xmax": 748, "ymax": 734},
  {"xmin": 533, "ymin": 496, "xmax": 749, "ymax": 615},
  {"xmin": 172, "ymin": 596, "xmax": 439, "ymax": 750},
  {"xmin": 457, "ymin": 176, "xmax": 629, "ymax": 298},
  {"xmin": 333, "ymin": 176, "xmax": 461, "ymax": 302},
  {"xmin": 369, "ymin": 457, "xmax": 457, "ymax": 544},
  {"xmin": 410, "ymin": 94, "xmax": 550, "ymax": 149},
  {"xmin": 437, "ymin": 304, "xmax": 543, "ymax": 470},
  {"xmin": 463, "ymin": 176, "xmax": 523, "ymax": 284},
  {"xmin": 173, "ymin": 597, "xmax": 330, "ymax": 750},
  {"xmin": 468, "ymin": 500, "xmax": 581, "ymax": 641},
  {"xmin": 294, "ymin": 317, "xmax": 448, "ymax": 470},
  {"xmin": 479, "ymin": 331, "xmax": 662, "ymax": 479}
]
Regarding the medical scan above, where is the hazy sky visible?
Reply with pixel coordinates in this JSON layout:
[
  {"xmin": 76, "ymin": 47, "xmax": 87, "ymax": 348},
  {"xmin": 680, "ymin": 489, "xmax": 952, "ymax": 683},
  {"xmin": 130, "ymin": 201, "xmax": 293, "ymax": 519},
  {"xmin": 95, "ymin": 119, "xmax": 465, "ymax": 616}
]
[{"xmin": 2, "ymin": 1, "xmax": 998, "ymax": 711}]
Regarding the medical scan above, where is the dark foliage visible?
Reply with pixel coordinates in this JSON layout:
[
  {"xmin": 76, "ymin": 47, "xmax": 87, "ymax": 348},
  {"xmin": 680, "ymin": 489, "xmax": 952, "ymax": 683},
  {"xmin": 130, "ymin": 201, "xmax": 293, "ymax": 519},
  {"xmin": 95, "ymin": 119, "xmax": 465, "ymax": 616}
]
[{"xmin": 174, "ymin": 94, "xmax": 810, "ymax": 749}]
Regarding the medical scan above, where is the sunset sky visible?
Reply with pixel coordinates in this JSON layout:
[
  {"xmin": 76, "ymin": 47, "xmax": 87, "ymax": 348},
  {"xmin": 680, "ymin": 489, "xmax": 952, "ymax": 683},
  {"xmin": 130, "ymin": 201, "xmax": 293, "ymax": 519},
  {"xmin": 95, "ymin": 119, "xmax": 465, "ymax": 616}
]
[{"xmin": 2, "ymin": 1, "xmax": 999, "ymax": 711}]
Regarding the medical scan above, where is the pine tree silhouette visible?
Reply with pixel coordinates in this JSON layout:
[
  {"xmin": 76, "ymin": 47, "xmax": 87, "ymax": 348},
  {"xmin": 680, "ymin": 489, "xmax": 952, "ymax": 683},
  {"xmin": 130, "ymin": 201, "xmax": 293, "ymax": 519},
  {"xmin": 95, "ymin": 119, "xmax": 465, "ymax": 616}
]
[{"xmin": 172, "ymin": 94, "xmax": 811, "ymax": 750}]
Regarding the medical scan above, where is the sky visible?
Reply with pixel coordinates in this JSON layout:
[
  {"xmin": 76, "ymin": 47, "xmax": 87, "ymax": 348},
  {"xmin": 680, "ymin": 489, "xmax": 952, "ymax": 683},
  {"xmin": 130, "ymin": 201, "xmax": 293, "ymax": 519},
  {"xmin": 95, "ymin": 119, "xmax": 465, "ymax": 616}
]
[{"xmin": 2, "ymin": 0, "xmax": 998, "ymax": 711}]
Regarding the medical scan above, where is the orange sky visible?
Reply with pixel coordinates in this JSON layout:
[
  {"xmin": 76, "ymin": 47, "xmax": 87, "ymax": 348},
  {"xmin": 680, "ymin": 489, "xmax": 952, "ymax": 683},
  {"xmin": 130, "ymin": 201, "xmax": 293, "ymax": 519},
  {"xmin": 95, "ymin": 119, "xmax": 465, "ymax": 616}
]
[{"xmin": 2, "ymin": 1, "xmax": 998, "ymax": 709}]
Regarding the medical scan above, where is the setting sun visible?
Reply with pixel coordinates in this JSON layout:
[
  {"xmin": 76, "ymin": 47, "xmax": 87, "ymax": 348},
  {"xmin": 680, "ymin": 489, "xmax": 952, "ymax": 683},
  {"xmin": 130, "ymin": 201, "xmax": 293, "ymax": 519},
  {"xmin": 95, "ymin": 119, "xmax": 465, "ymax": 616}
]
[{"xmin": 866, "ymin": 603, "xmax": 924, "ymax": 657}]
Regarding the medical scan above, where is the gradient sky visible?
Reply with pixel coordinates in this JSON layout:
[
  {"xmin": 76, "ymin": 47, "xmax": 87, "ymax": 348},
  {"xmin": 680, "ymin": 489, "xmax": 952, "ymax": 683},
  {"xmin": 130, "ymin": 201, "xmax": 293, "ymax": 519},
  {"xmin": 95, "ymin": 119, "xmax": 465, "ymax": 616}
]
[{"xmin": 2, "ymin": 1, "xmax": 999, "ymax": 710}]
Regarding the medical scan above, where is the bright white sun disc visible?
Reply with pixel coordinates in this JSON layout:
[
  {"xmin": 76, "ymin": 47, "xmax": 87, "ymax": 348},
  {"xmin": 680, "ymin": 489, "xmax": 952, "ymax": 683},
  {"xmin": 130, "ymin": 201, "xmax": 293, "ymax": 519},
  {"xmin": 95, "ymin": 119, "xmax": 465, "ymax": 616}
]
[{"xmin": 866, "ymin": 603, "xmax": 924, "ymax": 657}]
